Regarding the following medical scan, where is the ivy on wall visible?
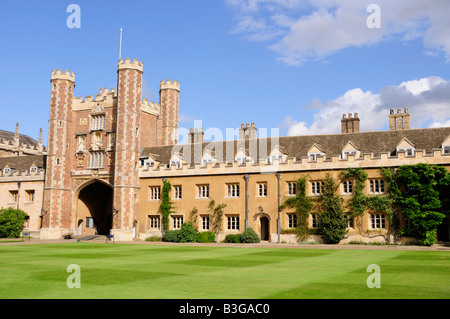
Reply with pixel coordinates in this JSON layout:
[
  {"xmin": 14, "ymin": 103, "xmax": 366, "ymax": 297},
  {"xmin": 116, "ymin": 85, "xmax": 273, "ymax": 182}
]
[
  {"xmin": 159, "ymin": 180, "xmax": 174, "ymax": 234},
  {"xmin": 280, "ymin": 177, "xmax": 313, "ymax": 241}
]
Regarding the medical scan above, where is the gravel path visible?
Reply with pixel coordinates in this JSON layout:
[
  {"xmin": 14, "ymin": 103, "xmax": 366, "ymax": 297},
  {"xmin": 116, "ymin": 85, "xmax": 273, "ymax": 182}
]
[{"xmin": 1, "ymin": 238, "xmax": 449, "ymax": 251}]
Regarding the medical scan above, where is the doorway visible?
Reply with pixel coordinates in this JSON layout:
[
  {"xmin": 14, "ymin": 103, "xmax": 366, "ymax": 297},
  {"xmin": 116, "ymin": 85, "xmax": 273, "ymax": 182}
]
[
  {"xmin": 77, "ymin": 181, "xmax": 113, "ymax": 236},
  {"xmin": 260, "ymin": 217, "xmax": 269, "ymax": 241}
]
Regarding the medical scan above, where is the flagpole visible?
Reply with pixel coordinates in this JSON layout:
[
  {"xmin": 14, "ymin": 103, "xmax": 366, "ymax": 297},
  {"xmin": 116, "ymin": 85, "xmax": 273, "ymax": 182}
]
[{"xmin": 119, "ymin": 28, "xmax": 123, "ymax": 60}]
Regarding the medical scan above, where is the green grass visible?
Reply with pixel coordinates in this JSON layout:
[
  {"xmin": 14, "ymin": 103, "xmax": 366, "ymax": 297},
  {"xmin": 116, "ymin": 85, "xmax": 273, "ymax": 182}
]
[{"xmin": 0, "ymin": 243, "xmax": 449, "ymax": 299}]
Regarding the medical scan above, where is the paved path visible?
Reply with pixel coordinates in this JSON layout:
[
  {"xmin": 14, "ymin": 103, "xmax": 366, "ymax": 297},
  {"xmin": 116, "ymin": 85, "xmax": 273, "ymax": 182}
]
[{"xmin": 1, "ymin": 238, "xmax": 449, "ymax": 251}]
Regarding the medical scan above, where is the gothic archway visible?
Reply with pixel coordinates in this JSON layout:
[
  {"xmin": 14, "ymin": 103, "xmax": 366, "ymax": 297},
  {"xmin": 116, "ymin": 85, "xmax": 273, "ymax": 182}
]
[{"xmin": 76, "ymin": 181, "xmax": 113, "ymax": 236}]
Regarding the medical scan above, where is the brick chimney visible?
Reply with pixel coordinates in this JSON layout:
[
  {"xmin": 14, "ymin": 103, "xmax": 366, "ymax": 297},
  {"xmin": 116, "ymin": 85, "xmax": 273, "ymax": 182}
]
[{"xmin": 189, "ymin": 127, "xmax": 204, "ymax": 144}]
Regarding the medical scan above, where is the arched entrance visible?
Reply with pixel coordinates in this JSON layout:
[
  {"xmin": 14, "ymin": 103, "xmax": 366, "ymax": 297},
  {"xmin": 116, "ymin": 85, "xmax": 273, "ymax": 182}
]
[
  {"xmin": 77, "ymin": 181, "xmax": 113, "ymax": 236},
  {"xmin": 260, "ymin": 217, "xmax": 269, "ymax": 241}
]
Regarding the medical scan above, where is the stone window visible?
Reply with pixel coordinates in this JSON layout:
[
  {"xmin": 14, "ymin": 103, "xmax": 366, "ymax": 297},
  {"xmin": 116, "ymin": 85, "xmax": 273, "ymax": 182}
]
[
  {"xmin": 149, "ymin": 187, "xmax": 161, "ymax": 201},
  {"xmin": 257, "ymin": 183, "xmax": 267, "ymax": 197},
  {"xmin": 173, "ymin": 186, "xmax": 182, "ymax": 200},
  {"xmin": 287, "ymin": 182, "xmax": 297, "ymax": 196},
  {"xmin": 370, "ymin": 214, "xmax": 386, "ymax": 229},
  {"xmin": 89, "ymin": 152, "xmax": 104, "ymax": 169},
  {"xmin": 287, "ymin": 213, "xmax": 297, "ymax": 228},
  {"xmin": 311, "ymin": 181, "xmax": 324, "ymax": 196},
  {"xmin": 90, "ymin": 114, "xmax": 106, "ymax": 131},
  {"xmin": 202, "ymin": 216, "xmax": 210, "ymax": 230},
  {"xmin": 369, "ymin": 179, "xmax": 385, "ymax": 194},
  {"xmin": 26, "ymin": 190, "xmax": 35, "ymax": 203},
  {"xmin": 227, "ymin": 215, "xmax": 240, "ymax": 230},
  {"xmin": 227, "ymin": 184, "xmax": 240, "ymax": 198},
  {"xmin": 148, "ymin": 215, "xmax": 160, "ymax": 230},
  {"xmin": 311, "ymin": 214, "xmax": 318, "ymax": 228},
  {"xmin": 9, "ymin": 190, "xmax": 18, "ymax": 203},
  {"xmin": 197, "ymin": 185, "xmax": 209, "ymax": 199},
  {"xmin": 342, "ymin": 181, "xmax": 353, "ymax": 195},
  {"xmin": 172, "ymin": 216, "xmax": 183, "ymax": 229}
]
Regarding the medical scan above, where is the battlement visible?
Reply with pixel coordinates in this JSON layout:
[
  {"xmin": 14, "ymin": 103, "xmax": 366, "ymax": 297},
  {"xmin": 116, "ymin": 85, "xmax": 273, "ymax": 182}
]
[
  {"xmin": 51, "ymin": 69, "xmax": 75, "ymax": 82},
  {"xmin": 72, "ymin": 88, "xmax": 117, "ymax": 111},
  {"xmin": 117, "ymin": 58, "xmax": 143, "ymax": 72},
  {"xmin": 139, "ymin": 148, "xmax": 450, "ymax": 177},
  {"xmin": 160, "ymin": 79, "xmax": 180, "ymax": 91},
  {"xmin": 0, "ymin": 168, "xmax": 46, "ymax": 181},
  {"xmin": 141, "ymin": 98, "xmax": 160, "ymax": 116}
]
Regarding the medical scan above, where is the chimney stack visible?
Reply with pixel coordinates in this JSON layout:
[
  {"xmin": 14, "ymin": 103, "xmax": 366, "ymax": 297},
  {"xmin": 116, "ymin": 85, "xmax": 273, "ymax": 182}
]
[
  {"xmin": 341, "ymin": 113, "xmax": 360, "ymax": 133},
  {"xmin": 189, "ymin": 127, "xmax": 204, "ymax": 144},
  {"xmin": 389, "ymin": 108, "xmax": 410, "ymax": 131}
]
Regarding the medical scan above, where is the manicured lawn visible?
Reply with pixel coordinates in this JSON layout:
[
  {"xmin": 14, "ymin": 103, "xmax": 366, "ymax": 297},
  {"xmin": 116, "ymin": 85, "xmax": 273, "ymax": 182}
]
[{"xmin": 0, "ymin": 243, "xmax": 448, "ymax": 299}]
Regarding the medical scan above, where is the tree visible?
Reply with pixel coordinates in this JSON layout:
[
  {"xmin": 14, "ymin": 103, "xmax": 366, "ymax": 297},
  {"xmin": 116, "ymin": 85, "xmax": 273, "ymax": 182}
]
[
  {"xmin": 0, "ymin": 207, "xmax": 28, "ymax": 238},
  {"xmin": 388, "ymin": 163, "xmax": 448, "ymax": 246},
  {"xmin": 316, "ymin": 173, "xmax": 348, "ymax": 244},
  {"xmin": 280, "ymin": 177, "xmax": 313, "ymax": 241}
]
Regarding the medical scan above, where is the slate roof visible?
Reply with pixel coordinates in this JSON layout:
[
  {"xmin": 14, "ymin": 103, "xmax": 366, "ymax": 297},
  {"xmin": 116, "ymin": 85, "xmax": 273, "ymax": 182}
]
[
  {"xmin": 0, "ymin": 129, "xmax": 45, "ymax": 151},
  {"xmin": 0, "ymin": 155, "xmax": 46, "ymax": 171}
]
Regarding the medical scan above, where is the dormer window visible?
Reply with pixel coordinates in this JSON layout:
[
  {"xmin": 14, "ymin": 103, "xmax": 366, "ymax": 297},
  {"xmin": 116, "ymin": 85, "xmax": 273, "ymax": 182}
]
[
  {"xmin": 397, "ymin": 148, "xmax": 414, "ymax": 156},
  {"xmin": 201, "ymin": 158, "xmax": 214, "ymax": 166},
  {"xmin": 170, "ymin": 160, "xmax": 182, "ymax": 168},
  {"xmin": 3, "ymin": 167, "xmax": 11, "ymax": 175},
  {"xmin": 396, "ymin": 138, "xmax": 415, "ymax": 156},
  {"xmin": 235, "ymin": 148, "xmax": 250, "ymax": 165},
  {"xmin": 342, "ymin": 150, "xmax": 357, "ymax": 159},
  {"xmin": 268, "ymin": 145, "xmax": 286, "ymax": 164},
  {"xmin": 30, "ymin": 166, "xmax": 39, "ymax": 174},
  {"xmin": 341, "ymin": 141, "xmax": 359, "ymax": 159},
  {"xmin": 308, "ymin": 152, "xmax": 324, "ymax": 161},
  {"xmin": 308, "ymin": 144, "xmax": 325, "ymax": 162}
]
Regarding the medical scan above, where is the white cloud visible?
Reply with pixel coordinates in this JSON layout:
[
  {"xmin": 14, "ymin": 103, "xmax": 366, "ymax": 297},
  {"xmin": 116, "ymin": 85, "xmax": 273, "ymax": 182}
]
[
  {"xmin": 226, "ymin": 0, "xmax": 450, "ymax": 65},
  {"xmin": 282, "ymin": 76, "xmax": 450, "ymax": 135}
]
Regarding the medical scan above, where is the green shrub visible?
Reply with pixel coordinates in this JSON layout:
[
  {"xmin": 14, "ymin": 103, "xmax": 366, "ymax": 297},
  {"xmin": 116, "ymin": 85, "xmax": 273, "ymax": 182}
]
[
  {"xmin": 178, "ymin": 223, "xmax": 198, "ymax": 243},
  {"xmin": 0, "ymin": 208, "xmax": 28, "ymax": 238},
  {"xmin": 145, "ymin": 236, "xmax": 162, "ymax": 242},
  {"xmin": 196, "ymin": 231, "xmax": 215, "ymax": 243},
  {"xmin": 240, "ymin": 228, "xmax": 260, "ymax": 243},
  {"xmin": 163, "ymin": 230, "xmax": 180, "ymax": 242},
  {"xmin": 224, "ymin": 234, "xmax": 241, "ymax": 243}
]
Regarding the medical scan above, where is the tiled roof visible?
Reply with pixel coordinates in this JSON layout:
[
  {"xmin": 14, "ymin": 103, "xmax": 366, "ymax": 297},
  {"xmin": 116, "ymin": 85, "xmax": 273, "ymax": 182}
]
[{"xmin": 141, "ymin": 127, "xmax": 450, "ymax": 165}]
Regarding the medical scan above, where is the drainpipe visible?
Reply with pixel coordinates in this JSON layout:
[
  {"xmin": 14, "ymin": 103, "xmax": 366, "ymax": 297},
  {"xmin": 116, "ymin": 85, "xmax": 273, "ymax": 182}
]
[
  {"xmin": 244, "ymin": 174, "xmax": 249, "ymax": 230},
  {"xmin": 276, "ymin": 172, "xmax": 281, "ymax": 243}
]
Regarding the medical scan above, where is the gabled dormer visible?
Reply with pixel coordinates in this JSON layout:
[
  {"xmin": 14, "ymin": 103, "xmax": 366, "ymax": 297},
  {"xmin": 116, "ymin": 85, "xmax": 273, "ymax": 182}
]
[
  {"xmin": 201, "ymin": 150, "xmax": 216, "ymax": 166},
  {"xmin": 308, "ymin": 143, "xmax": 325, "ymax": 161},
  {"xmin": 396, "ymin": 137, "xmax": 415, "ymax": 156},
  {"xmin": 140, "ymin": 154, "xmax": 158, "ymax": 169},
  {"xmin": 235, "ymin": 147, "xmax": 250, "ymax": 165},
  {"xmin": 2, "ymin": 165, "xmax": 12, "ymax": 175},
  {"xmin": 341, "ymin": 141, "xmax": 360, "ymax": 159},
  {"xmin": 268, "ymin": 145, "xmax": 287, "ymax": 163},
  {"xmin": 29, "ymin": 163, "xmax": 39, "ymax": 174},
  {"xmin": 169, "ymin": 152, "xmax": 183, "ymax": 168},
  {"xmin": 442, "ymin": 135, "xmax": 450, "ymax": 154}
]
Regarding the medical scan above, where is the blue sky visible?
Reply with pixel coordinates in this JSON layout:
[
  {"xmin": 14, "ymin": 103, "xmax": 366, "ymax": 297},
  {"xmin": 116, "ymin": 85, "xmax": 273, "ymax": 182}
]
[{"xmin": 0, "ymin": 0, "xmax": 449, "ymax": 145}]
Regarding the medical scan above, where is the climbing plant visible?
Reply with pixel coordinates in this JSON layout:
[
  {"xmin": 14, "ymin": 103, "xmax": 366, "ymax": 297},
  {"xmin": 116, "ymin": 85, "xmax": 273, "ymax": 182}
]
[
  {"xmin": 208, "ymin": 199, "xmax": 227, "ymax": 235},
  {"xmin": 280, "ymin": 177, "xmax": 313, "ymax": 241},
  {"xmin": 158, "ymin": 180, "xmax": 174, "ymax": 234},
  {"xmin": 384, "ymin": 163, "xmax": 449, "ymax": 246}
]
